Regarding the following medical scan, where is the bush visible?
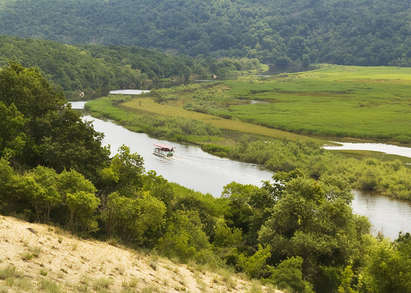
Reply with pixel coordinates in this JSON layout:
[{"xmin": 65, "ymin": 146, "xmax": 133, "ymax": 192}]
[{"xmin": 270, "ymin": 257, "xmax": 314, "ymax": 293}]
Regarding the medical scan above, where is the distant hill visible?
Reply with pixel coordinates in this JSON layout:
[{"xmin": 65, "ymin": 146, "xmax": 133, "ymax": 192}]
[{"xmin": 0, "ymin": 0, "xmax": 410, "ymax": 70}]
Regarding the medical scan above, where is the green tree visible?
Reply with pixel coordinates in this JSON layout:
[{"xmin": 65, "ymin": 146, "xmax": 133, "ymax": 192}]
[
  {"xmin": 102, "ymin": 191, "xmax": 166, "ymax": 246},
  {"xmin": 157, "ymin": 211, "xmax": 211, "ymax": 262},
  {"xmin": 0, "ymin": 63, "xmax": 110, "ymax": 180},
  {"xmin": 66, "ymin": 191, "xmax": 100, "ymax": 233},
  {"xmin": 99, "ymin": 145, "xmax": 144, "ymax": 197},
  {"xmin": 270, "ymin": 256, "xmax": 314, "ymax": 293},
  {"xmin": 0, "ymin": 102, "xmax": 26, "ymax": 160},
  {"xmin": 361, "ymin": 236, "xmax": 411, "ymax": 293},
  {"xmin": 27, "ymin": 166, "xmax": 61, "ymax": 222},
  {"xmin": 0, "ymin": 158, "xmax": 18, "ymax": 212},
  {"xmin": 258, "ymin": 175, "xmax": 370, "ymax": 292},
  {"xmin": 238, "ymin": 244, "xmax": 272, "ymax": 278}
]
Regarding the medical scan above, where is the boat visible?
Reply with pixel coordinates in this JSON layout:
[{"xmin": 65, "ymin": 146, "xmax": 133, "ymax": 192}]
[{"xmin": 153, "ymin": 144, "xmax": 174, "ymax": 158}]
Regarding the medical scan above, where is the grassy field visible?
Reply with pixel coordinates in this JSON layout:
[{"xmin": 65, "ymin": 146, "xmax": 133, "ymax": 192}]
[
  {"xmin": 120, "ymin": 97, "xmax": 320, "ymax": 143},
  {"xmin": 152, "ymin": 64, "xmax": 411, "ymax": 144}
]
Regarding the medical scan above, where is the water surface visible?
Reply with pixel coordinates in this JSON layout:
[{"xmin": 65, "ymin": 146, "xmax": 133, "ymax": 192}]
[
  {"xmin": 83, "ymin": 116, "xmax": 273, "ymax": 196},
  {"xmin": 70, "ymin": 101, "xmax": 87, "ymax": 110},
  {"xmin": 109, "ymin": 89, "xmax": 150, "ymax": 95},
  {"xmin": 324, "ymin": 142, "xmax": 411, "ymax": 158},
  {"xmin": 352, "ymin": 190, "xmax": 411, "ymax": 239}
]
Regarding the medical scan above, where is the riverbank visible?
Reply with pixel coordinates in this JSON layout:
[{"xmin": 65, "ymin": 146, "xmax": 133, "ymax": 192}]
[
  {"xmin": 85, "ymin": 95, "xmax": 411, "ymax": 201},
  {"xmin": 80, "ymin": 113, "xmax": 411, "ymax": 239}
]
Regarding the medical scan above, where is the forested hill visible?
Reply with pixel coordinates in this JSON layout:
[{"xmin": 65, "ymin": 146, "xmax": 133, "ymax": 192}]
[
  {"xmin": 0, "ymin": 36, "xmax": 197, "ymax": 99},
  {"xmin": 0, "ymin": 0, "xmax": 410, "ymax": 69},
  {"xmin": 0, "ymin": 36, "xmax": 250, "ymax": 99}
]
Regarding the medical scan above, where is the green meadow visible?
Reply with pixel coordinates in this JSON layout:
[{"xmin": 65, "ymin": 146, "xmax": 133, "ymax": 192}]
[{"xmin": 153, "ymin": 64, "xmax": 411, "ymax": 144}]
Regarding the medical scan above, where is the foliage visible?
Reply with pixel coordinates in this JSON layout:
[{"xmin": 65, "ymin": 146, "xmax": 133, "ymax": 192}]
[
  {"xmin": 0, "ymin": 36, "xmax": 261, "ymax": 99},
  {"xmin": 270, "ymin": 256, "xmax": 314, "ymax": 293},
  {"xmin": 360, "ymin": 234, "xmax": 411, "ymax": 292},
  {"xmin": 0, "ymin": 0, "xmax": 410, "ymax": 69},
  {"xmin": 157, "ymin": 211, "xmax": 212, "ymax": 263},
  {"xmin": 238, "ymin": 244, "xmax": 272, "ymax": 279},
  {"xmin": 26, "ymin": 166, "xmax": 61, "ymax": 222},
  {"xmin": 99, "ymin": 145, "xmax": 144, "ymax": 196},
  {"xmin": 66, "ymin": 191, "xmax": 100, "ymax": 233},
  {"xmin": 0, "ymin": 102, "xmax": 26, "ymax": 159},
  {"xmin": 0, "ymin": 62, "xmax": 110, "ymax": 179},
  {"xmin": 102, "ymin": 191, "xmax": 166, "ymax": 246}
]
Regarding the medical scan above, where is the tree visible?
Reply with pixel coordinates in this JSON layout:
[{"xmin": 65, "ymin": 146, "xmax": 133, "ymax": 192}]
[
  {"xmin": 102, "ymin": 191, "xmax": 166, "ymax": 246},
  {"xmin": 0, "ymin": 63, "xmax": 110, "ymax": 180},
  {"xmin": 361, "ymin": 236, "xmax": 411, "ymax": 293},
  {"xmin": 0, "ymin": 102, "xmax": 26, "ymax": 160},
  {"xmin": 238, "ymin": 244, "xmax": 272, "ymax": 278},
  {"xmin": 270, "ymin": 256, "xmax": 314, "ymax": 293},
  {"xmin": 258, "ymin": 175, "xmax": 370, "ymax": 292},
  {"xmin": 57, "ymin": 169, "xmax": 96, "ymax": 196},
  {"xmin": 66, "ymin": 191, "xmax": 100, "ymax": 233},
  {"xmin": 157, "ymin": 211, "xmax": 211, "ymax": 262},
  {"xmin": 0, "ymin": 158, "xmax": 17, "ymax": 212},
  {"xmin": 99, "ymin": 145, "xmax": 144, "ymax": 197},
  {"xmin": 56, "ymin": 169, "xmax": 98, "ymax": 231},
  {"xmin": 27, "ymin": 166, "xmax": 61, "ymax": 222}
]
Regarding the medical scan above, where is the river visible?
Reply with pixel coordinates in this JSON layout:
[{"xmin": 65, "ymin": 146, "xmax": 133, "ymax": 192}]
[
  {"xmin": 71, "ymin": 101, "xmax": 411, "ymax": 240},
  {"xmin": 82, "ymin": 115, "xmax": 273, "ymax": 195},
  {"xmin": 324, "ymin": 142, "xmax": 411, "ymax": 158}
]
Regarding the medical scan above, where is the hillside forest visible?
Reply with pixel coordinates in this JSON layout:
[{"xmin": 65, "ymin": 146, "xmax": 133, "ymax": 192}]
[
  {"xmin": 0, "ymin": 0, "xmax": 410, "ymax": 70},
  {"xmin": 0, "ymin": 36, "xmax": 262, "ymax": 99}
]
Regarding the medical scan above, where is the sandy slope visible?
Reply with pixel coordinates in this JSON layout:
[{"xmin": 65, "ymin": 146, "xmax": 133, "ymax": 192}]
[{"xmin": 0, "ymin": 215, "xmax": 281, "ymax": 292}]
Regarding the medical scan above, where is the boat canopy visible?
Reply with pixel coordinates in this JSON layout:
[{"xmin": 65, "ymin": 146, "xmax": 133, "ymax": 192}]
[{"xmin": 154, "ymin": 144, "xmax": 174, "ymax": 151}]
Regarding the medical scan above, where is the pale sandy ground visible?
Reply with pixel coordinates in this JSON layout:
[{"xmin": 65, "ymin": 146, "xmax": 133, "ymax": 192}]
[{"xmin": 0, "ymin": 215, "xmax": 283, "ymax": 293}]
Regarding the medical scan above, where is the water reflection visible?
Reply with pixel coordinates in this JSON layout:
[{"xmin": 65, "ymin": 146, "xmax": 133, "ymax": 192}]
[{"xmin": 352, "ymin": 190, "xmax": 411, "ymax": 239}]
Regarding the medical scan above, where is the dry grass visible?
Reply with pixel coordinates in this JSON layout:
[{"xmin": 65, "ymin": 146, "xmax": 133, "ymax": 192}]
[
  {"xmin": 0, "ymin": 215, "xmax": 281, "ymax": 292},
  {"xmin": 121, "ymin": 98, "xmax": 319, "ymax": 143}
]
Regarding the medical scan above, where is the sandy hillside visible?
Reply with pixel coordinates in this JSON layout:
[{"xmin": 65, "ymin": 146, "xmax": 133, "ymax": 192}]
[{"xmin": 0, "ymin": 215, "xmax": 282, "ymax": 293}]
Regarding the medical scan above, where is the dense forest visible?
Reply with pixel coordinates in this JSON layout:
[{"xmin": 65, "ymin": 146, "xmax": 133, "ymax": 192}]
[
  {"xmin": 0, "ymin": 36, "xmax": 258, "ymax": 99},
  {"xmin": 0, "ymin": 0, "xmax": 410, "ymax": 70},
  {"xmin": 1, "ymin": 63, "xmax": 410, "ymax": 292}
]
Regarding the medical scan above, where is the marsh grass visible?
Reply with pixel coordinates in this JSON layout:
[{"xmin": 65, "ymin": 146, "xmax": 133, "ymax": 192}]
[{"xmin": 131, "ymin": 64, "xmax": 411, "ymax": 144}]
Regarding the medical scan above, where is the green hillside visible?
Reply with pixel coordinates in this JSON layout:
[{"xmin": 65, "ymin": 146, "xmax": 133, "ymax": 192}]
[
  {"xmin": 0, "ymin": 0, "xmax": 410, "ymax": 69},
  {"xmin": 0, "ymin": 36, "xmax": 251, "ymax": 99}
]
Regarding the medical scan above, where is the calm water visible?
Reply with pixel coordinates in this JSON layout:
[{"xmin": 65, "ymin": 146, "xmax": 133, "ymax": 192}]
[
  {"xmin": 109, "ymin": 89, "xmax": 150, "ymax": 95},
  {"xmin": 352, "ymin": 191, "xmax": 411, "ymax": 239},
  {"xmin": 70, "ymin": 101, "xmax": 87, "ymax": 110},
  {"xmin": 82, "ymin": 115, "xmax": 273, "ymax": 196},
  {"xmin": 324, "ymin": 142, "xmax": 411, "ymax": 158},
  {"xmin": 72, "ymin": 101, "xmax": 411, "ymax": 239}
]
